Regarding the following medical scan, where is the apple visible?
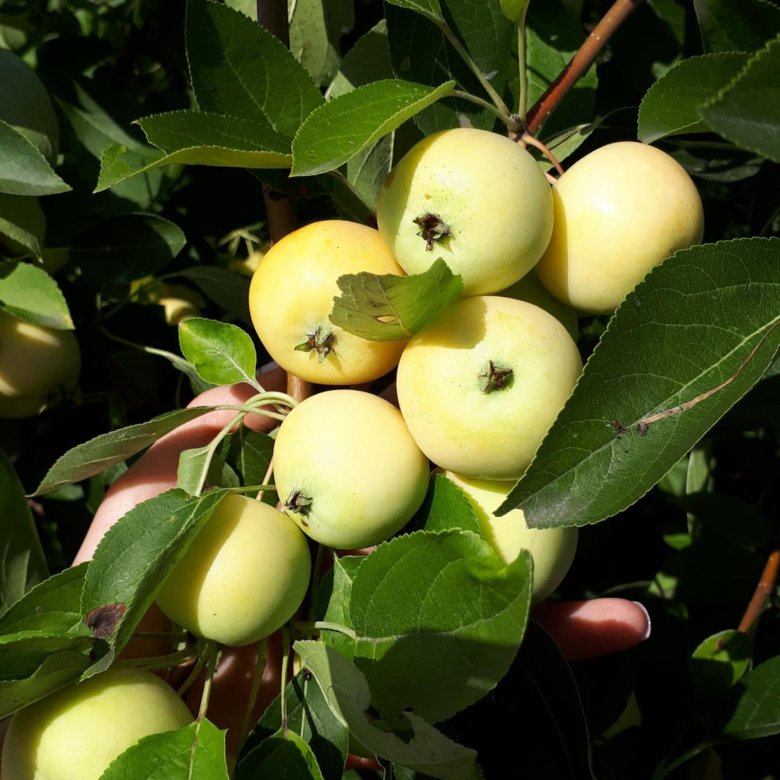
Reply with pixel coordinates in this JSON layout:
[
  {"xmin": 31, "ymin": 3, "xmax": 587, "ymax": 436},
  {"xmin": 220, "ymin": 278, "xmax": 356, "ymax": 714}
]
[
  {"xmin": 535, "ymin": 141, "xmax": 704, "ymax": 314},
  {"xmin": 1, "ymin": 668, "xmax": 192, "ymax": 780},
  {"xmin": 376, "ymin": 127, "xmax": 553, "ymax": 297},
  {"xmin": 248, "ymin": 220, "xmax": 407, "ymax": 384},
  {"xmin": 156, "ymin": 493, "xmax": 311, "ymax": 646},
  {"xmin": 396, "ymin": 296, "xmax": 582, "ymax": 480},
  {"xmin": 444, "ymin": 471, "xmax": 578, "ymax": 602},
  {"xmin": 273, "ymin": 390, "xmax": 430, "ymax": 549},
  {"xmin": 0, "ymin": 309, "xmax": 81, "ymax": 419}
]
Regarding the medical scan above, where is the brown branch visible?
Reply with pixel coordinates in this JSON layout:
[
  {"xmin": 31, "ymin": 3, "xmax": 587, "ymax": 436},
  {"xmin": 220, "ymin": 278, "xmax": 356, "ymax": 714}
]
[
  {"xmin": 526, "ymin": 0, "xmax": 644, "ymax": 136},
  {"xmin": 737, "ymin": 545, "xmax": 780, "ymax": 634}
]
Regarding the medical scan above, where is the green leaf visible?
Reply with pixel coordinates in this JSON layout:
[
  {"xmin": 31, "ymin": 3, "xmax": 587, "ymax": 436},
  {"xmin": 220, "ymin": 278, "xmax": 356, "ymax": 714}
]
[
  {"xmin": 723, "ymin": 655, "xmax": 780, "ymax": 739},
  {"xmin": 291, "ymin": 79, "xmax": 455, "ymax": 177},
  {"xmin": 176, "ymin": 266, "xmax": 251, "ymax": 323},
  {"xmin": 238, "ymin": 674, "xmax": 347, "ymax": 780},
  {"xmin": 98, "ymin": 720, "xmax": 229, "ymax": 780},
  {"xmin": 0, "ymin": 448, "xmax": 48, "ymax": 618},
  {"xmin": 0, "ymin": 194, "xmax": 45, "ymax": 258},
  {"xmin": 327, "ymin": 21, "xmax": 393, "ymax": 99},
  {"xmin": 0, "ymin": 565, "xmax": 86, "ymax": 636},
  {"xmin": 32, "ymin": 407, "xmax": 216, "ymax": 496},
  {"xmin": 501, "ymin": 238, "xmax": 780, "ymax": 529},
  {"xmin": 329, "ymin": 258, "xmax": 464, "ymax": 341},
  {"xmin": 385, "ymin": 3, "xmax": 512, "ymax": 134},
  {"xmin": 81, "ymin": 489, "xmax": 227, "ymax": 655},
  {"xmin": 348, "ymin": 530, "xmax": 532, "ymax": 722},
  {"xmin": 693, "ymin": 0, "xmax": 780, "ymax": 52},
  {"xmin": 186, "ymin": 0, "xmax": 323, "ymax": 138},
  {"xmin": 700, "ymin": 36, "xmax": 780, "ymax": 163},
  {"xmin": 419, "ymin": 473, "xmax": 482, "ymax": 536},
  {"xmin": 0, "ymin": 119, "xmax": 70, "ymax": 196},
  {"xmin": 637, "ymin": 54, "xmax": 750, "ymax": 143},
  {"xmin": 0, "ymin": 261, "xmax": 73, "ymax": 329},
  {"xmin": 295, "ymin": 640, "xmax": 483, "ymax": 780},
  {"xmin": 289, "ymin": 0, "xmax": 355, "ymax": 87},
  {"xmin": 0, "ymin": 50, "xmax": 59, "ymax": 161},
  {"xmin": 235, "ymin": 731, "xmax": 324, "ymax": 780},
  {"xmin": 312, "ymin": 555, "xmax": 363, "ymax": 659},
  {"xmin": 179, "ymin": 317, "xmax": 257, "ymax": 386},
  {"xmin": 72, "ymin": 213, "xmax": 186, "ymax": 292},
  {"xmin": 385, "ymin": 0, "xmax": 444, "ymax": 24},
  {"xmin": 346, "ymin": 135, "xmax": 394, "ymax": 212},
  {"xmin": 226, "ymin": 428, "xmax": 275, "ymax": 488},
  {"xmin": 500, "ymin": 0, "xmax": 530, "ymax": 23},
  {"xmin": 0, "ymin": 651, "xmax": 91, "ymax": 720},
  {"xmin": 0, "ymin": 633, "xmax": 94, "ymax": 681}
]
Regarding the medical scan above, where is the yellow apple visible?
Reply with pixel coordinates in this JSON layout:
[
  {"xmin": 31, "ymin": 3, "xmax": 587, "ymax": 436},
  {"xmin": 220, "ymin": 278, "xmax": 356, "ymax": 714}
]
[
  {"xmin": 396, "ymin": 296, "xmax": 582, "ymax": 480},
  {"xmin": 376, "ymin": 128, "xmax": 554, "ymax": 297},
  {"xmin": 535, "ymin": 141, "xmax": 704, "ymax": 314},
  {"xmin": 156, "ymin": 494, "xmax": 311, "ymax": 646},
  {"xmin": 0, "ymin": 310, "xmax": 80, "ymax": 418},
  {"xmin": 1, "ymin": 668, "xmax": 192, "ymax": 780},
  {"xmin": 248, "ymin": 220, "xmax": 406, "ymax": 384},
  {"xmin": 444, "ymin": 471, "xmax": 578, "ymax": 602},
  {"xmin": 273, "ymin": 390, "xmax": 429, "ymax": 549}
]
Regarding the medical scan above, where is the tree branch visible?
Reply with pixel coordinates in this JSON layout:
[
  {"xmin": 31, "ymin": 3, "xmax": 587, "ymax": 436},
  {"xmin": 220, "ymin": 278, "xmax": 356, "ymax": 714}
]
[{"xmin": 737, "ymin": 544, "xmax": 780, "ymax": 634}]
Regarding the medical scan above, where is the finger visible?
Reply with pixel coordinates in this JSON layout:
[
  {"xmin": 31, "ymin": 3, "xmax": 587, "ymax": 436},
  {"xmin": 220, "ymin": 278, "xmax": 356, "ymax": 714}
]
[{"xmin": 532, "ymin": 598, "xmax": 651, "ymax": 661}]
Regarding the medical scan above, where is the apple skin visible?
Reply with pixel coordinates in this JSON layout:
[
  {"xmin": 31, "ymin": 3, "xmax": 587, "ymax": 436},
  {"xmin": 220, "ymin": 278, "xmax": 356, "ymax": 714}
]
[
  {"xmin": 0, "ymin": 310, "xmax": 80, "ymax": 419},
  {"xmin": 535, "ymin": 141, "xmax": 704, "ymax": 314},
  {"xmin": 248, "ymin": 220, "xmax": 406, "ymax": 384},
  {"xmin": 273, "ymin": 390, "xmax": 430, "ymax": 549},
  {"xmin": 1, "ymin": 668, "xmax": 193, "ymax": 780},
  {"xmin": 444, "ymin": 471, "xmax": 578, "ymax": 602},
  {"xmin": 156, "ymin": 494, "xmax": 311, "ymax": 646},
  {"xmin": 396, "ymin": 296, "xmax": 582, "ymax": 480},
  {"xmin": 376, "ymin": 128, "xmax": 553, "ymax": 297}
]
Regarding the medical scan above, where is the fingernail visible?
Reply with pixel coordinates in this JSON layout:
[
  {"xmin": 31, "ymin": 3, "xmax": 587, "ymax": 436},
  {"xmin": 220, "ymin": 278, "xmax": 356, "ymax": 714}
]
[{"xmin": 632, "ymin": 601, "xmax": 652, "ymax": 640}]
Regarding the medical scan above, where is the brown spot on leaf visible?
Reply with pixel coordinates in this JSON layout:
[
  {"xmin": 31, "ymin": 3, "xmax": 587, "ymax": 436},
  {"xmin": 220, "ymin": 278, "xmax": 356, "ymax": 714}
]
[{"xmin": 85, "ymin": 603, "xmax": 126, "ymax": 640}]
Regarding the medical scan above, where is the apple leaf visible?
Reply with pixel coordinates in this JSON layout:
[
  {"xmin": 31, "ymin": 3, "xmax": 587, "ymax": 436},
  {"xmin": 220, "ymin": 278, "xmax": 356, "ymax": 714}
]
[
  {"xmin": 234, "ymin": 731, "xmax": 325, "ymax": 780},
  {"xmin": 384, "ymin": 0, "xmax": 443, "ymax": 24},
  {"xmin": 312, "ymin": 555, "xmax": 364, "ymax": 660},
  {"xmin": 693, "ymin": 0, "xmax": 780, "ymax": 53},
  {"xmin": 179, "ymin": 317, "xmax": 257, "ymax": 386},
  {"xmin": 500, "ymin": 0, "xmax": 530, "ymax": 23},
  {"xmin": 0, "ymin": 564, "xmax": 87, "ymax": 635},
  {"xmin": 637, "ymin": 53, "xmax": 750, "ymax": 143},
  {"xmin": 501, "ymin": 238, "xmax": 780, "ymax": 529},
  {"xmin": 99, "ymin": 720, "xmax": 229, "ymax": 780},
  {"xmin": 291, "ymin": 79, "xmax": 456, "ymax": 177},
  {"xmin": 32, "ymin": 407, "xmax": 217, "ymax": 496},
  {"xmin": 295, "ymin": 640, "xmax": 483, "ymax": 780},
  {"xmin": 722, "ymin": 656, "xmax": 780, "ymax": 739},
  {"xmin": 0, "ymin": 651, "xmax": 92, "ymax": 720},
  {"xmin": 0, "ymin": 448, "xmax": 48, "ymax": 617},
  {"xmin": 418, "ymin": 473, "xmax": 482, "ymax": 536},
  {"xmin": 0, "ymin": 194, "xmax": 45, "ymax": 258},
  {"xmin": 329, "ymin": 258, "xmax": 463, "ymax": 341},
  {"xmin": 0, "ymin": 119, "xmax": 70, "ymax": 196},
  {"xmin": 81, "ymin": 489, "xmax": 227, "ymax": 657},
  {"xmin": 347, "ymin": 530, "xmax": 532, "ymax": 723},
  {"xmin": 327, "ymin": 21, "xmax": 393, "ymax": 99},
  {"xmin": 0, "ymin": 261, "xmax": 73, "ymax": 329},
  {"xmin": 226, "ymin": 428, "xmax": 275, "ymax": 497},
  {"xmin": 176, "ymin": 266, "xmax": 251, "ymax": 324},
  {"xmin": 699, "ymin": 35, "xmax": 780, "ymax": 164},
  {"xmin": 186, "ymin": 0, "xmax": 323, "ymax": 138},
  {"xmin": 238, "ymin": 673, "xmax": 348, "ymax": 780},
  {"xmin": 0, "ymin": 633, "xmax": 94, "ymax": 680}
]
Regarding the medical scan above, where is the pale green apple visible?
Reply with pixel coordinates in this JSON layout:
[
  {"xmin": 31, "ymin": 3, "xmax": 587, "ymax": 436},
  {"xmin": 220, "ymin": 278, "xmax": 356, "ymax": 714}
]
[
  {"xmin": 536, "ymin": 141, "xmax": 704, "ymax": 314},
  {"xmin": 156, "ymin": 494, "xmax": 311, "ymax": 646},
  {"xmin": 273, "ymin": 390, "xmax": 430, "ymax": 549},
  {"xmin": 1, "ymin": 668, "xmax": 192, "ymax": 780},
  {"xmin": 396, "ymin": 296, "xmax": 582, "ymax": 480},
  {"xmin": 0, "ymin": 309, "xmax": 80, "ymax": 419},
  {"xmin": 376, "ymin": 127, "xmax": 553, "ymax": 297},
  {"xmin": 444, "ymin": 471, "xmax": 578, "ymax": 601}
]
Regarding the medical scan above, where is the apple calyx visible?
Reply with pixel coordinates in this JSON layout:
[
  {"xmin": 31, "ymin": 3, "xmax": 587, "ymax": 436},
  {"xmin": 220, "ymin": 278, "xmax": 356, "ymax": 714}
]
[
  {"xmin": 285, "ymin": 490, "xmax": 313, "ymax": 522},
  {"xmin": 413, "ymin": 212, "xmax": 452, "ymax": 251},
  {"xmin": 294, "ymin": 325, "xmax": 335, "ymax": 362},
  {"xmin": 479, "ymin": 360, "xmax": 514, "ymax": 393}
]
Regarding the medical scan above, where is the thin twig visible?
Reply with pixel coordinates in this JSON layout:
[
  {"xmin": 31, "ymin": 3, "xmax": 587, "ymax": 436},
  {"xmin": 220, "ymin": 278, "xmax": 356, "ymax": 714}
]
[
  {"xmin": 521, "ymin": 132, "xmax": 565, "ymax": 175},
  {"xmin": 737, "ymin": 545, "xmax": 780, "ymax": 634},
  {"xmin": 526, "ymin": 0, "xmax": 644, "ymax": 135}
]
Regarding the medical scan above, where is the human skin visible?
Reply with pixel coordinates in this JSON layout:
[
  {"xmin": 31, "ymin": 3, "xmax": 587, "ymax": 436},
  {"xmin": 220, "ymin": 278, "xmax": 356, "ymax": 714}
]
[
  {"xmin": 0, "ymin": 310, "xmax": 81, "ymax": 419},
  {"xmin": 1, "ymin": 668, "xmax": 193, "ymax": 780},
  {"xmin": 376, "ymin": 127, "xmax": 553, "ymax": 297},
  {"xmin": 248, "ymin": 220, "xmax": 406, "ymax": 384},
  {"xmin": 535, "ymin": 141, "xmax": 704, "ymax": 314},
  {"xmin": 0, "ymin": 371, "xmax": 650, "ymax": 771}
]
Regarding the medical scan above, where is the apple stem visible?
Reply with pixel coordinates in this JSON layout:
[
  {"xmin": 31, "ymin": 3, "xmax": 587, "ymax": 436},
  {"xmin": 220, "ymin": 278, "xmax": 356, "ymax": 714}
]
[
  {"xmin": 197, "ymin": 641, "xmax": 220, "ymax": 722},
  {"xmin": 450, "ymin": 90, "xmax": 520, "ymax": 130},
  {"xmin": 116, "ymin": 645, "xmax": 197, "ymax": 672},
  {"xmin": 521, "ymin": 132, "xmax": 565, "ymax": 176},
  {"xmin": 516, "ymin": 2, "xmax": 530, "ymax": 122},
  {"xmin": 176, "ymin": 649, "xmax": 209, "ymax": 697},
  {"xmin": 280, "ymin": 627, "xmax": 292, "ymax": 736},
  {"xmin": 526, "ymin": 0, "xmax": 644, "ymax": 135},
  {"xmin": 238, "ymin": 638, "xmax": 269, "ymax": 748},
  {"xmin": 292, "ymin": 620, "xmax": 357, "ymax": 641}
]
